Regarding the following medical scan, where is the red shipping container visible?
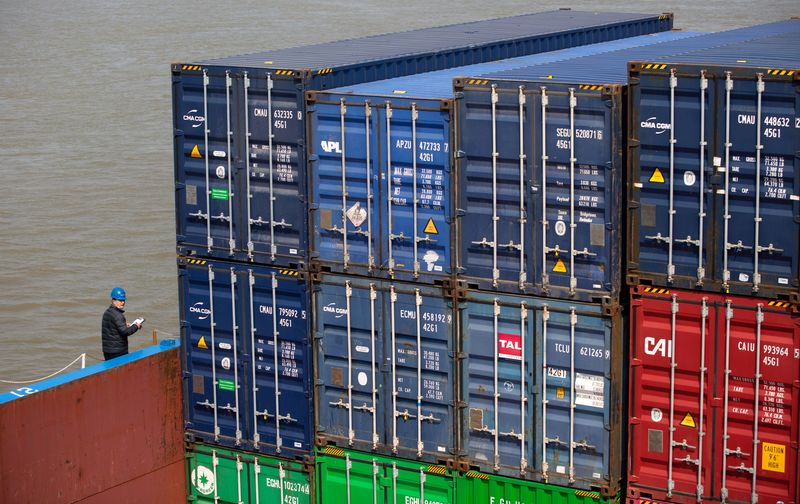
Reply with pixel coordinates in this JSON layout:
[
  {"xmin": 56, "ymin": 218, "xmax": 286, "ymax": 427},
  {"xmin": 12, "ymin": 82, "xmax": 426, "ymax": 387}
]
[{"xmin": 628, "ymin": 286, "xmax": 799, "ymax": 504}]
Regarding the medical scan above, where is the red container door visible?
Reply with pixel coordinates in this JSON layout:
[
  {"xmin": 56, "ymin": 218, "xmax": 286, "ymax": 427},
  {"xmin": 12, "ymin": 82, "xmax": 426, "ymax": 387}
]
[
  {"xmin": 628, "ymin": 287, "xmax": 717, "ymax": 502},
  {"xmin": 719, "ymin": 298, "xmax": 799, "ymax": 503}
]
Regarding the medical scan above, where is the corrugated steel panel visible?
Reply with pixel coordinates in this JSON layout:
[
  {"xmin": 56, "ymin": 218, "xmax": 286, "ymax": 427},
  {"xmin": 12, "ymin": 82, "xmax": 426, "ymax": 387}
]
[
  {"xmin": 173, "ymin": 11, "xmax": 673, "ymax": 265},
  {"xmin": 198, "ymin": 11, "xmax": 673, "ymax": 73},
  {"xmin": 313, "ymin": 273, "xmax": 456, "ymax": 464},
  {"xmin": 0, "ymin": 342, "xmax": 185, "ymax": 503},
  {"xmin": 186, "ymin": 443, "xmax": 313, "ymax": 503},
  {"xmin": 315, "ymin": 446, "xmax": 455, "ymax": 503},
  {"xmin": 457, "ymin": 469, "xmax": 612, "ymax": 503},
  {"xmin": 628, "ymin": 26, "xmax": 800, "ymax": 301},
  {"xmin": 178, "ymin": 256, "xmax": 313, "ymax": 458},
  {"xmin": 628, "ymin": 286, "xmax": 800, "ymax": 504},
  {"xmin": 459, "ymin": 290, "xmax": 623, "ymax": 495}
]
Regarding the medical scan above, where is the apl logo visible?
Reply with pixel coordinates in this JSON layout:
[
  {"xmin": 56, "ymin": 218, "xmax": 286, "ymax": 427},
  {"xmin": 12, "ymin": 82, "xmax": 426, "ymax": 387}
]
[
  {"xmin": 191, "ymin": 465, "xmax": 215, "ymax": 495},
  {"xmin": 644, "ymin": 337, "xmax": 672, "ymax": 357},
  {"xmin": 190, "ymin": 302, "xmax": 211, "ymax": 320},
  {"xmin": 640, "ymin": 116, "xmax": 671, "ymax": 135},
  {"xmin": 323, "ymin": 302, "xmax": 347, "ymax": 318},
  {"xmin": 321, "ymin": 140, "xmax": 342, "ymax": 153},
  {"xmin": 183, "ymin": 109, "xmax": 205, "ymax": 128}
]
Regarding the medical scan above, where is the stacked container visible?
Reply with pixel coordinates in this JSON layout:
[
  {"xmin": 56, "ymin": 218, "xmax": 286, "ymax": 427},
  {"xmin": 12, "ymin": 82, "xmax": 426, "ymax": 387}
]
[
  {"xmin": 625, "ymin": 25, "xmax": 800, "ymax": 504},
  {"xmin": 173, "ymin": 9, "xmax": 677, "ymax": 503}
]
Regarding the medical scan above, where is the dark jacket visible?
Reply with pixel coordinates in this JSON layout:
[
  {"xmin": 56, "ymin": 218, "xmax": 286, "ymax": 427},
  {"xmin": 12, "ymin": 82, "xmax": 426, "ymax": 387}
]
[{"xmin": 101, "ymin": 305, "xmax": 139, "ymax": 354}]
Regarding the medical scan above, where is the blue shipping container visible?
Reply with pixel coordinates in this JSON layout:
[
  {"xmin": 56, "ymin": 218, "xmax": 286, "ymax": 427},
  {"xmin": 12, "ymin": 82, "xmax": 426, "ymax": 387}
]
[
  {"xmin": 313, "ymin": 273, "xmax": 456, "ymax": 464},
  {"xmin": 455, "ymin": 19, "xmax": 800, "ymax": 304},
  {"xmin": 178, "ymin": 257, "xmax": 313, "ymax": 458},
  {"xmin": 172, "ymin": 10, "xmax": 673, "ymax": 266},
  {"xmin": 307, "ymin": 32, "xmax": 697, "ymax": 285},
  {"xmin": 628, "ymin": 24, "xmax": 800, "ymax": 302},
  {"xmin": 459, "ymin": 290, "xmax": 623, "ymax": 494}
]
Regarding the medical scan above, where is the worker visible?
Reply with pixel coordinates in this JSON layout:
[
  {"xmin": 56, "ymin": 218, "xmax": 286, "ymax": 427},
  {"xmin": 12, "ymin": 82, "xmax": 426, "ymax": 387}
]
[{"xmin": 101, "ymin": 287, "xmax": 143, "ymax": 360}]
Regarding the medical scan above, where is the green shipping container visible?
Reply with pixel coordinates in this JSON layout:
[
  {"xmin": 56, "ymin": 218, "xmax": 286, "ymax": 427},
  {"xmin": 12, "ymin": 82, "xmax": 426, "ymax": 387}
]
[
  {"xmin": 457, "ymin": 470, "xmax": 616, "ymax": 504},
  {"xmin": 315, "ymin": 446, "xmax": 455, "ymax": 504},
  {"xmin": 186, "ymin": 443, "xmax": 313, "ymax": 503}
]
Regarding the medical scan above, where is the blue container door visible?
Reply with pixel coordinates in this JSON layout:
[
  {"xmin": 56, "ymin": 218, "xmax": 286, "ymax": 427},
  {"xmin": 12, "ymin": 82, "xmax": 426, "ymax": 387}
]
[
  {"xmin": 244, "ymin": 74, "xmax": 307, "ymax": 267},
  {"xmin": 631, "ymin": 70, "xmax": 714, "ymax": 288},
  {"xmin": 175, "ymin": 70, "xmax": 241, "ymax": 259},
  {"xmin": 532, "ymin": 85, "xmax": 621, "ymax": 303},
  {"xmin": 180, "ymin": 259, "xmax": 246, "ymax": 447},
  {"xmin": 535, "ymin": 303, "xmax": 613, "ymax": 490},
  {"xmin": 715, "ymin": 74, "xmax": 799, "ymax": 297},
  {"xmin": 244, "ymin": 265, "xmax": 311, "ymax": 457},
  {"xmin": 310, "ymin": 98, "xmax": 380, "ymax": 275},
  {"xmin": 385, "ymin": 282, "xmax": 455, "ymax": 463},
  {"xmin": 461, "ymin": 293, "xmax": 534, "ymax": 477},
  {"xmin": 381, "ymin": 102, "xmax": 452, "ymax": 283},
  {"xmin": 457, "ymin": 85, "xmax": 534, "ymax": 293},
  {"xmin": 314, "ymin": 276, "xmax": 384, "ymax": 454}
]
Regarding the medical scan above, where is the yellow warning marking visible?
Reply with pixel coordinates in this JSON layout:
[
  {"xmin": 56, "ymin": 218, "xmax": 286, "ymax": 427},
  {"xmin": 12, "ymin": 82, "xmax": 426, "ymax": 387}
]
[
  {"xmin": 553, "ymin": 259, "xmax": 567, "ymax": 273},
  {"xmin": 768, "ymin": 301, "xmax": 790, "ymax": 308},
  {"xmin": 680, "ymin": 412, "xmax": 696, "ymax": 428},
  {"xmin": 191, "ymin": 145, "xmax": 203, "ymax": 158},
  {"xmin": 264, "ymin": 60, "xmax": 273, "ymax": 65},
  {"xmin": 574, "ymin": 490, "xmax": 601, "ymax": 498},
  {"xmin": 762, "ymin": 442, "xmax": 785, "ymax": 472},
  {"xmin": 556, "ymin": 387, "xmax": 565, "ymax": 400},
  {"xmin": 643, "ymin": 287, "xmax": 670, "ymax": 294},
  {"xmin": 324, "ymin": 446, "xmax": 345, "ymax": 456},
  {"xmin": 426, "ymin": 465, "xmax": 447, "ymax": 475},
  {"xmin": 423, "ymin": 218, "xmax": 439, "ymax": 235},
  {"xmin": 545, "ymin": 75, "xmax": 553, "ymax": 79},
  {"xmin": 181, "ymin": 65, "xmax": 202, "ymax": 71},
  {"xmin": 198, "ymin": 336, "xmax": 208, "ymax": 350},
  {"xmin": 465, "ymin": 471, "xmax": 489, "ymax": 479},
  {"xmin": 649, "ymin": 167, "xmax": 665, "ymax": 184}
]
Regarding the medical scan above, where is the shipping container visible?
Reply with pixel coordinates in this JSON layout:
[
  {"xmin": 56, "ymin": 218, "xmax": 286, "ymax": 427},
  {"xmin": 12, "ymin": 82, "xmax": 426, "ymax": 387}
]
[
  {"xmin": 457, "ymin": 469, "xmax": 617, "ymax": 503},
  {"xmin": 0, "ymin": 341, "xmax": 186, "ymax": 503},
  {"xmin": 312, "ymin": 273, "xmax": 456, "ymax": 465},
  {"xmin": 186, "ymin": 443, "xmax": 313, "ymax": 504},
  {"xmin": 458, "ymin": 289, "xmax": 624, "ymax": 495},
  {"xmin": 315, "ymin": 446, "xmax": 456, "ymax": 504},
  {"xmin": 172, "ymin": 11, "xmax": 673, "ymax": 265},
  {"xmin": 627, "ymin": 286, "xmax": 799, "ymax": 504},
  {"xmin": 306, "ymin": 32, "xmax": 698, "ymax": 285},
  {"xmin": 627, "ymin": 22, "xmax": 800, "ymax": 302},
  {"xmin": 455, "ymin": 19, "xmax": 800, "ymax": 305},
  {"xmin": 178, "ymin": 256, "xmax": 313, "ymax": 458}
]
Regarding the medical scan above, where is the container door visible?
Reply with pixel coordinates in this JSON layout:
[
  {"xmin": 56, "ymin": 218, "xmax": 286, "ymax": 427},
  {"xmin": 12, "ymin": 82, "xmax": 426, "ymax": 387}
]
[
  {"xmin": 462, "ymin": 296, "xmax": 534, "ymax": 477},
  {"xmin": 182, "ymin": 260, "xmax": 245, "ymax": 446},
  {"xmin": 715, "ymin": 74, "xmax": 799, "ymax": 298},
  {"xmin": 631, "ymin": 69, "xmax": 714, "ymax": 287},
  {"xmin": 386, "ymin": 283, "xmax": 455, "ymax": 463},
  {"xmin": 532, "ymin": 86, "xmax": 620, "ymax": 302},
  {"xmin": 315, "ymin": 449, "xmax": 384, "ymax": 504},
  {"xmin": 310, "ymin": 98, "xmax": 380, "ymax": 274},
  {"xmin": 251, "ymin": 456, "xmax": 313, "ymax": 504},
  {"xmin": 314, "ymin": 278, "xmax": 383, "ymax": 453},
  {"xmin": 628, "ymin": 289, "xmax": 715, "ymax": 503},
  {"xmin": 245, "ymin": 266, "xmax": 311, "ymax": 457},
  {"xmin": 187, "ymin": 447, "xmax": 251, "ymax": 504},
  {"xmin": 537, "ymin": 305, "xmax": 614, "ymax": 491},
  {"xmin": 380, "ymin": 102, "xmax": 452, "ymax": 282},
  {"xmin": 245, "ymin": 73, "xmax": 306, "ymax": 265},
  {"xmin": 388, "ymin": 459, "xmax": 455, "ymax": 504},
  {"xmin": 175, "ymin": 69, "xmax": 240, "ymax": 259},
  {"xmin": 718, "ymin": 299, "xmax": 799, "ymax": 503},
  {"xmin": 458, "ymin": 85, "xmax": 533, "ymax": 293}
]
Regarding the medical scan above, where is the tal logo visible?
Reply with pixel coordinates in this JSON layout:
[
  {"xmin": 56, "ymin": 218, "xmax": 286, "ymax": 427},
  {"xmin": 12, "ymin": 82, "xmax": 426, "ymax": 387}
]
[{"xmin": 498, "ymin": 333, "xmax": 522, "ymax": 361}]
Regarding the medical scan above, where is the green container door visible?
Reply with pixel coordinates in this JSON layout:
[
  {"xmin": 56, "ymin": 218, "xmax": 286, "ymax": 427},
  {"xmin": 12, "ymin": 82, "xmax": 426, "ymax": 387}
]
[
  {"xmin": 315, "ymin": 447, "xmax": 455, "ymax": 504},
  {"xmin": 186, "ymin": 443, "xmax": 312, "ymax": 504},
  {"xmin": 456, "ymin": 470, "xmax": 614, "ymax": 503}
]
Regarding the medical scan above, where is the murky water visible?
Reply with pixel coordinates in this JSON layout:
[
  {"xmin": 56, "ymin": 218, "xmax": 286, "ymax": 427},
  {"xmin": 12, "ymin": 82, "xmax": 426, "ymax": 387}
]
[{"xmin": 0, "ymin": 0, "xmax": 795, "ymax": 390}]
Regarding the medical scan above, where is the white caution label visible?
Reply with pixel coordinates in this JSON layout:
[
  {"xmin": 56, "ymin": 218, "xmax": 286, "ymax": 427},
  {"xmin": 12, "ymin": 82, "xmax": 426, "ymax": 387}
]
[
  {"xmin": 575, "ymin": 373, "xmax": 605, "ymax": 408},
  {"xmin": 346, "ymin": 202, "xmax": 367, "ymax": 227}
]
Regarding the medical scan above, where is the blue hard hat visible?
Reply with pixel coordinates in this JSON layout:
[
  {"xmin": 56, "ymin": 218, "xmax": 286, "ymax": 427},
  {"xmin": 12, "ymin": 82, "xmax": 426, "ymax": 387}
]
[{"xmin": 110, "ymin": 287, "xmax": 126, "ymax": 301}]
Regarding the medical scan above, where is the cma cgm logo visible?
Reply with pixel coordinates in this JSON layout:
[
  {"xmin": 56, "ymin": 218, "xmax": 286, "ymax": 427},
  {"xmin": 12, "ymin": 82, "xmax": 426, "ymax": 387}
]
[
  {"xmin": 644, "ymin": 337, "xmax": 672, "ymax": 357},
  {"xmin": 321, "ymin": 140, "xmax": 342, "ymax": 153},
  {"xmin": 184, "ymin": 109, "xmax": 205, "ymax": 128},
  {"xmin": 323, "ymin": 303, "xmax": 347, "ymax": 318},
  {"xmin": 640, "ymin": 116, "xmax": 670, "ymax": 135},
  {"xmin": 190, "ymin": 302, "xmax": 211, "ymax": 320}
]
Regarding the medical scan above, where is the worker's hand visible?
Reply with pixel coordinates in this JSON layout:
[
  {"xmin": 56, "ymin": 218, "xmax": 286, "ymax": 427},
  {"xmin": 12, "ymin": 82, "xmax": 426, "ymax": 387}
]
[{"xmin": 136, "ymin": 322, "xmax": 143, "ymax": 329}]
